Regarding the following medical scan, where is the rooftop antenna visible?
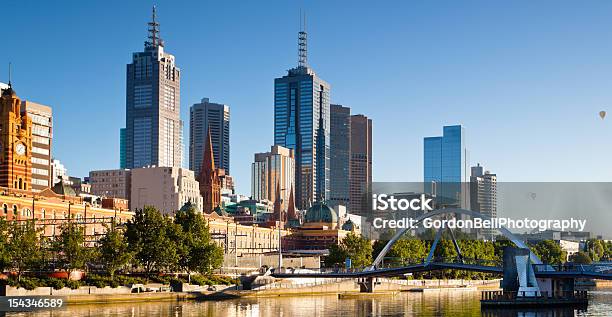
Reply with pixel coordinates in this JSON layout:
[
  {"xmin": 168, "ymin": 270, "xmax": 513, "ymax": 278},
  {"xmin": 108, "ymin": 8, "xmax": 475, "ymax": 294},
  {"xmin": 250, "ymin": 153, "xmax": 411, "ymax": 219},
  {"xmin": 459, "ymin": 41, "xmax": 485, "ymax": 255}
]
[
  {"xmin": 147, "ymin": 5, "xmax": 164, "ymax": 48},
  {"xmin": 298, "ymin": 10, "xmax": 307, "ymax": 68}
]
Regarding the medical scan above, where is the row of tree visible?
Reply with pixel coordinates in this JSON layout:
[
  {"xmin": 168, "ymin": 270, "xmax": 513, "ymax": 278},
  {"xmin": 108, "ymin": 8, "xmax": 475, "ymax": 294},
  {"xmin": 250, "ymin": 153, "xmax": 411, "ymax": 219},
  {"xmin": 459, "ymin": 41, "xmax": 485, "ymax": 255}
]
[{"xmin": 0, "ymin": 205, "xmax": 224, "ymax": 281}]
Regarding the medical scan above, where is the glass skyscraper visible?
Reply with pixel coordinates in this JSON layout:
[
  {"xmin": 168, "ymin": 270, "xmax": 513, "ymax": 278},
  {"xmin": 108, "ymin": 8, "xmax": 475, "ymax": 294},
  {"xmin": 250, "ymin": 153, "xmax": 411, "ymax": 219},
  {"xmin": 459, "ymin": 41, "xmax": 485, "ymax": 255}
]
[
  {"xmin": 274, "ymin": 30, "xmax": 330, "ymax": 209},
  {"xmin": 330, "ymin": 104, "xmax": 350, "ymax": 208},
  {"xmin": 424, "ymin": 125, "xmax": 469, "ymax": 208},
  {"xmin": 123, "ymin": 7, "xmax": 183, "ymax": 169}
]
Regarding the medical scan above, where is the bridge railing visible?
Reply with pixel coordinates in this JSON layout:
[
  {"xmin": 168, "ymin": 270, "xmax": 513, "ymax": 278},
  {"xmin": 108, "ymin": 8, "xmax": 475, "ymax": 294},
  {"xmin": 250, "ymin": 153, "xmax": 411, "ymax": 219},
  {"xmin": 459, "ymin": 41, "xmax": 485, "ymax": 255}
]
[
  {"xmin": 532, "ymin": 263, "xmax": 612, "ymax": 274},
  {"xmin": 481, "ymin": 290, "xmax": 588, "ymax": 301},
  {"xmin": 377, "ymin": 256, "xmax": 502, "ymax": 269}
]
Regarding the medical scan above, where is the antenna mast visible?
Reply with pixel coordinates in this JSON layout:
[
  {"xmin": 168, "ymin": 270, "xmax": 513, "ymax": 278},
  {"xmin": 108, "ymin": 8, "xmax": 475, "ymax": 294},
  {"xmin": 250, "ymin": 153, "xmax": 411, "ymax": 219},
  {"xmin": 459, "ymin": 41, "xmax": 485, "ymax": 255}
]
[
  {"xmin": 147, "ymin": 5, "xmax": 164, "ymax": 48},
  {"xmin": 8, "ymin": 62, "xmax": 11, "ymax": 88},
  {"xmin": 298, "ymin": 11, "xmax": 307, "ymax": 68}
]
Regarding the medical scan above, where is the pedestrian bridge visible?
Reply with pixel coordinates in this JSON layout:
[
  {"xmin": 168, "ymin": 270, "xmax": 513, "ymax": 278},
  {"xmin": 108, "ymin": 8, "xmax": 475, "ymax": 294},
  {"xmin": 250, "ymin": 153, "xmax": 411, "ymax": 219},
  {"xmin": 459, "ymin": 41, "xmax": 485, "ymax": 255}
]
[{"xmin": 271, "ymin": 208, "xmax": 612, "ymax": 281}]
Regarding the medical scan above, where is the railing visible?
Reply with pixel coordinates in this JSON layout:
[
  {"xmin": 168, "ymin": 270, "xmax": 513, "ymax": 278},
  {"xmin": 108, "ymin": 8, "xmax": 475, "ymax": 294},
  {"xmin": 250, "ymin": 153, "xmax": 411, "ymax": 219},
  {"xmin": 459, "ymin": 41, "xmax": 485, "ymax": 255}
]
[
  {"xmin": 481, "ymin": 290, "xmax": 588, "ymax": 301},
  {"xmin": 532, "ymin": 263, "xmax": 612, "ymax": 275}
]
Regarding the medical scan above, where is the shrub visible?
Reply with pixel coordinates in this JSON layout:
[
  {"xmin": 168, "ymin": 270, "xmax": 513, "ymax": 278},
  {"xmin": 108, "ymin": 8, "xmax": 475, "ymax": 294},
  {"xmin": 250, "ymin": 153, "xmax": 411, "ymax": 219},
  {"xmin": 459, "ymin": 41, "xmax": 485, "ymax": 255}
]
[{"xmin": 46, "ymin": 278, "xmax": 65, "ymax": 290}]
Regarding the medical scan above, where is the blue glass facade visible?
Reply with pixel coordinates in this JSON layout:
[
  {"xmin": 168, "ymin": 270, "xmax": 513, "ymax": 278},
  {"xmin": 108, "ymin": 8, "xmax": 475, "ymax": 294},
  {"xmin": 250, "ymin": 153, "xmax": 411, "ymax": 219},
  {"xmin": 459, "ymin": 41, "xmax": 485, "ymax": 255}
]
[
  {"xmin": 424, "ymin": 125, "xmax": 467, "ymax": 207},
  {"xmin": 274, "ymin": 67, "xmax": 330, "ymax": 209}
]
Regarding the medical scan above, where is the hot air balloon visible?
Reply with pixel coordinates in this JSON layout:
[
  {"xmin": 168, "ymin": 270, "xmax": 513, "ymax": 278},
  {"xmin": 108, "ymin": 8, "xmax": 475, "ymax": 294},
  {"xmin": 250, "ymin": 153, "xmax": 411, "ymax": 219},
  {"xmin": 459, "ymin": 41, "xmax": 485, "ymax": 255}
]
[{"xmin": 600, "ymin": 111, "xmax": 606, "ymax": 120}]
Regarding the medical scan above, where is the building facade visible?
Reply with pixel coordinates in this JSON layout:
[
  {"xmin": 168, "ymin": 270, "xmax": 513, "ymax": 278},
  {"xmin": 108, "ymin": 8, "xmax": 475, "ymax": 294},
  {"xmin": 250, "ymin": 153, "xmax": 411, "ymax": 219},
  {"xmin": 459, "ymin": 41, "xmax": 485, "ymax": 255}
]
[
  {"xmin": 21, "ymin": 101, "xmax": 52, "ymax": 191},
  {"xmin": 51, "ymin": 159, "xmax": 67, "ymax": 186},
  {"xmin": 274, "ymin": 30, "xmax": 330, "ymax": 209},
  {"xmin": 470, "ymin": 163, "xmax": 497, "ymax": 238},
  {"xmin": 349, "ymin": 114, "xmax": 372, "ymax": 215},
  {"xmin": 0, "ymin": 187, "xmax": 133, "ymax": 241},
  {"xmin": 189, "ymin": 98, "xmax": 230, "ymax": 176},
  {"xmin": 131, "ymin": 166, "xmax": 203, "ymax": 215},
  {"xmin": 119, "ymin": 128, "xmax": 126, "ymax": 169},
  {"xmin": 251, "ymin": 145, "xmax": 295, "ymax": 212},
  {"xmin": 123, "ymin": 7, "xmax": 183, "ymax": 169},
  {"xmin": 329, "ymin": 104, "xmax": 351, "ymax": 209},
  {"xmin": 89, "ymin": 169, "xmax": 132, "ymax": 203},
  {"xmin": 0, "ymin": 85, "xmax": 32, "ymax": 191},
  {"xmin": 424, "ymin": 125, "xmax": 469, "ymax": 208}
]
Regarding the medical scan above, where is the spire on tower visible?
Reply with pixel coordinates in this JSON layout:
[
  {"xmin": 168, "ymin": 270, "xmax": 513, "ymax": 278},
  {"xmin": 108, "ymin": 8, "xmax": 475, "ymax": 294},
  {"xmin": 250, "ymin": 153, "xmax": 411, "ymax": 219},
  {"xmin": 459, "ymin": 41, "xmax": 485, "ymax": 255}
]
[
  {"xmin": 8, "ymin": 62, "xmax": 12, "ymax": 88},
  {"xmin": 298, "ymin": 11, "xmax": 307, "ymax": 68},
  {"xmin": 146, "ymin": 5, "xmax": 164, "ymax": 48}
]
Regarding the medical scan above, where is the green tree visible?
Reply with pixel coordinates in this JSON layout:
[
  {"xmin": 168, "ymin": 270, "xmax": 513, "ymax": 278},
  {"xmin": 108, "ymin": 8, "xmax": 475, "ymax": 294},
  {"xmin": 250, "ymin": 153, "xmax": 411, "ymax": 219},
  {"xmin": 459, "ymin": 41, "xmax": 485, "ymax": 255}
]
[
  {"xmin": 387, "ymin": 238, "xmax": 428, "ymax": 265},
  {"xmin": 98, "ymin": 226, "xmax": 133, "ymax": 279},
  {"xmin": 585, "ymin": 239, "xmax": 605, "ymax": 262},
  {"xmin": 8, "ymin": 220, "xmax": 43, "ymax": 281},
  {"xmin": 569, "ymin": 251, "xmax": 592, "ymax": 264},
  {"xmin": 174, "ymin": 205, "xmax": 223, "ymax": 275},
  {"xmin": 54, "ymin": 221, "xmax": 91, "ymax": 272},
  {"xmin": 0, "ymin": 218, "xmax": 11, "ymax": 272},
  {"xmin": 327, "ymin": 232, "xmax": 372, "ymax": 268},
  {"xmin": 125, "ymin": 206, "xmax": 179, "ymax": 278},
  {"xmin": 532, "ymin": 240, "xmax": 566, "ymax": 265}
]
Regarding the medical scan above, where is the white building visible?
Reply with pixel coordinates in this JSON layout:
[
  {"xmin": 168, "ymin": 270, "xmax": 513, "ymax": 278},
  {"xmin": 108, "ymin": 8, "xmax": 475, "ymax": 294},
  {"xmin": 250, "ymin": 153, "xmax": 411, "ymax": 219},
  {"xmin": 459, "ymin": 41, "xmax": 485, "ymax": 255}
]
[
  {"xmin": 51, "ymin": 159, "xmax": 68, "ymax": 186},
  {"xmin": 22, "ymin": 101, "xmax": 53, "ymax": 191},
  {"xmin": 131, "ymin": 166, "xmax": 203, "ymax": 215}
]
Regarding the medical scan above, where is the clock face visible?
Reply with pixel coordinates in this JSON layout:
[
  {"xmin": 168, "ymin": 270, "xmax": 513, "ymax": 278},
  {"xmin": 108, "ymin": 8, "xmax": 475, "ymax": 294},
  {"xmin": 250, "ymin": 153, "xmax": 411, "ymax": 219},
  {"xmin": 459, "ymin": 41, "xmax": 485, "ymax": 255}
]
[{"xmin": 15, "ymin": 142, "xmax": 26, "ymax": 156}]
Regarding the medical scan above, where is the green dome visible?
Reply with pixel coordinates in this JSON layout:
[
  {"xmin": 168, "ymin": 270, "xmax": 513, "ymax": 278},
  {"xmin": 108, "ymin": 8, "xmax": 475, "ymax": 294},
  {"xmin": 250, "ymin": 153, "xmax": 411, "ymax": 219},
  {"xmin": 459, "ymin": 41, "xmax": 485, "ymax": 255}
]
[{"xmin": 305, "ymin": 202, "xmax": 338, "ymax": 224}]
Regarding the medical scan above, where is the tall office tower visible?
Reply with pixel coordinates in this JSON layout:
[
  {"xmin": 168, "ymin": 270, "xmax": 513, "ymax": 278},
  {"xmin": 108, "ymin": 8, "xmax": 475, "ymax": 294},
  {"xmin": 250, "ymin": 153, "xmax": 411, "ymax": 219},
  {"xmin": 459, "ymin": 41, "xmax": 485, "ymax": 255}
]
[
  {"xmin": 424, "ymin": 125, "xmax": 469, "ymax": 208},
  {"xmin": 189, "ymin": 98, "xmax": 230, "ymax": 176},
  {"xmin": 119, "ymin": 128, "xmax": 126, "ymax": 169},
  {"xmin": 0, "ymin": 84, "xmax": 32, "ymax": 191},
  {"xmin": 274, "ymin": 25, "xmax": 330, "ymax": 209},
  {"xmin": 349, "ymin": 114, "xmax": 372, "ymax": 215},
  {"xmin": 21, "ymin": 101, "xmax": 52, "ymax": 191},
  {"xmin": 470, "ymin": 163, "xmax": 497, "ymax": 239},
  {"xmin": 251, "ymin": 145, "xmax": 295, "ymax": 211},
  {"xmin": 329, "ymin": 104, "xmax": 351, "ymax": 208},
  {"xmin": 124, "ymin": 7, "xmax": 183, "ymax": 169}
]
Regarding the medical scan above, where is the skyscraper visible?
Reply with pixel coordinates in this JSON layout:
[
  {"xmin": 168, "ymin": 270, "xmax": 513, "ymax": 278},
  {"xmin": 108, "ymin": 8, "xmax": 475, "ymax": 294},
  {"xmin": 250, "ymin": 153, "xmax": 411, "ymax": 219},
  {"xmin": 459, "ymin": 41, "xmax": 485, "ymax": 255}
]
[
  {"xmin": 123, "ymin": 7, "xmax": 183, "ymax": 169},
  {"xmin": 424, "ymin": 125, "xmax": 469, "ymax": 208},
  {"xmin": 21, "ymin": 101, "xmax": 52, "ymax": 191},
  {"xmin": 119, "ymin": 128, "xmax": 126, "ymax": 169},
  {"xmin": 251, "ymin": 145, "xmax": 295, "ymax": 212},
  {"xmin": 349, "ymin": 114, "xmax": 372, "ymax": 215},
  {"xmin": 470, "ymin": 163, "xmax": 497, "ymax": 239},
  {"xmin": 329, "ymin": 104, "xmax": 351, "ymax": 208},
  {"xmin": 189, "ymin": 98, "xmax": 230, "ymax": 176},
  {"xmin": 274, "ymin": 26, "xmax": 330, "ymax": 209}
]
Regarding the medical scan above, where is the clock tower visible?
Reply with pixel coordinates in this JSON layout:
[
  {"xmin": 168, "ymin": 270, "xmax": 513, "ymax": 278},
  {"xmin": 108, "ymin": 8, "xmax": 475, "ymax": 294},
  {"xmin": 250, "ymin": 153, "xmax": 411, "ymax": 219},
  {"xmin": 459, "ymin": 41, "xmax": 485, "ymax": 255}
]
[{"xmin": 0, "ymin": 84, "xmax": 32, "ymax": 191}]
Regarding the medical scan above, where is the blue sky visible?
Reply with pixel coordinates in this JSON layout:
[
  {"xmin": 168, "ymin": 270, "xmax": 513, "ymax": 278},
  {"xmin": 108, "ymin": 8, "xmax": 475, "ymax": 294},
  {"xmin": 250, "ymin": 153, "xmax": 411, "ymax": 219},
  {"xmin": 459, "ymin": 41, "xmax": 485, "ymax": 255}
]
[{"xmin": 2, "ymin": 1, "xmax": 612, "ymax": 195}]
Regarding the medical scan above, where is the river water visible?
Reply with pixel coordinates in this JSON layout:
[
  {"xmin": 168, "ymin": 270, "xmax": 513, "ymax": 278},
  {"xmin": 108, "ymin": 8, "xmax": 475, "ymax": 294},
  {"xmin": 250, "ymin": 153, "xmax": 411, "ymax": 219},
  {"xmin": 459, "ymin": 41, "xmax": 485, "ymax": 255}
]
[{"xmin": 5, "ymin": 288, "xmax": 612, "ymax": 317}]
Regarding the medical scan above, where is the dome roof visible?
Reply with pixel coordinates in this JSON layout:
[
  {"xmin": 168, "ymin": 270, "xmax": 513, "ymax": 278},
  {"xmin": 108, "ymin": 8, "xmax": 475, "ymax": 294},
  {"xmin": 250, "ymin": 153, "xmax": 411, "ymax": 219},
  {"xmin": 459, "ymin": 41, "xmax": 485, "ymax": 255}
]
[
  {"xmin": 305, "ymin": 202, "xmax": 338, "ymax": 224},
  {"xmin": 342, "ymin": 219, "xmax": 357, "ymax": 231}
]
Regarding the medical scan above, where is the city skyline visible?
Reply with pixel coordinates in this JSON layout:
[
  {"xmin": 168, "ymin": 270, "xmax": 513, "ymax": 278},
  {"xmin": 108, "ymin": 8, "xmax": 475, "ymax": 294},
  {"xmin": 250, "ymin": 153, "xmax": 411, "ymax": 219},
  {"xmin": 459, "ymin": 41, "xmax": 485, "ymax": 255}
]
[{"xmin": 3, "ymin": 1, "xmax": 612, "ymax": 195}]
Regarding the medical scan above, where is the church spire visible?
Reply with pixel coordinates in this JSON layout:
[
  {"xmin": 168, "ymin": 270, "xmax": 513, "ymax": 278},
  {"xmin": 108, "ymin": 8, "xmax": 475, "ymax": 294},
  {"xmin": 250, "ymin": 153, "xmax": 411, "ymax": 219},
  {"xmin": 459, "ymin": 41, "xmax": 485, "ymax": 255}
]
[
  {"xmin": 287, "ymin": 184, "xmax": 298, "ymax": 220},
  {"xmin": 273, "ymin": 181, "xmax": 283, "ymax": 222},
  {"xmin": 201, "ymin": 127, "xmax": 215, "ymax": 173}
]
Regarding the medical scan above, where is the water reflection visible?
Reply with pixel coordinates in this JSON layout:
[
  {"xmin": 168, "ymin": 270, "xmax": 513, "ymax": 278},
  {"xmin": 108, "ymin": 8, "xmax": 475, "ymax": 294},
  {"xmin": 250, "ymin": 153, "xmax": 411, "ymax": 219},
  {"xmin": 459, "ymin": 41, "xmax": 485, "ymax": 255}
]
[{"xmin": 3, "ymin": 289, "xmax": 611, "ymax": 317}]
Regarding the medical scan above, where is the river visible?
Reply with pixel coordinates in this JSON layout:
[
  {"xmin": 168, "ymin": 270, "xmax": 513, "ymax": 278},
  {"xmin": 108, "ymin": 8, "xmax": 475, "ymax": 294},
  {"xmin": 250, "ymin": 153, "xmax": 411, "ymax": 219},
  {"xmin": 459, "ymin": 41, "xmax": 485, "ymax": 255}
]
[{"xmin": 4, "ymin": 288, "xmax": 612, "ymax": 317}]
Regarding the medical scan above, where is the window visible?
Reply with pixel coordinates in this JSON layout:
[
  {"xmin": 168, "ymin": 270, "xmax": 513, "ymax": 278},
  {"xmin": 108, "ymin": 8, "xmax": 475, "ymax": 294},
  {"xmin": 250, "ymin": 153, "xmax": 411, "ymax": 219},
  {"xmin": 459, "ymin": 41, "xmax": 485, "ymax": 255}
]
[{"xmin": 2, "ymin": 204, "xmax": 7, "ymax": 215}]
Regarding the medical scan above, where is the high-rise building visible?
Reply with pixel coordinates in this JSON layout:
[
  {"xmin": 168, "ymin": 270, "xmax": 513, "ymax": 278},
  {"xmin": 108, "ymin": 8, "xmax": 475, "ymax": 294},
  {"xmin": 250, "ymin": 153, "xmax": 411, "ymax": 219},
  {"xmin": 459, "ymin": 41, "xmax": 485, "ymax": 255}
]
[
  {"xmin": 274, "ymin": 27, "xmax": 330, "ymax": 209},
  {"xmin": 470, "ymin": 163, "xmax": 497, "ymax": 239},
  {"xmin": 51, "ymin": 159, "xmax": 67, "ymax": 186},
  {"xmin": 89, "ymin": 169, "xmax": 132, "ymax": 203},
  {"xmin": 189, "ymin": 98, "xmax": 230, "ymax": 176},
  {"xmin": 349, "ymin": 114, "xmax": 372, "ymax": 215},
  {"xmin": 0, "ymin": 84, "xmax": 32, "ymax": 191},
  {"xmin": 329, "ymin": 104, "xmax": 351, "ymax": 208},
  {"xmin": 21, "ymin": 101, "xmax": 52, "ymax": 191},
  {"xmin": 251, "ymin": 145, "xmax": 295, "ymax": 212},
  {"xmin": 198, "ymin": 129, "xmax": 222, "ymax": 213},
  {"xmin": 119, "ymin": 128, "xmax": 126, "ymax": 169},
  {"xmin": 424, "ymin": 125, "xmax": 469, "ymax": 208},
  {"xmin": 123, "ymin": 7, "xmax": 183, "ymax": 169},
  {"xmin": 131, "ymin": 166, "xmax": 202, "ymax": 215}
]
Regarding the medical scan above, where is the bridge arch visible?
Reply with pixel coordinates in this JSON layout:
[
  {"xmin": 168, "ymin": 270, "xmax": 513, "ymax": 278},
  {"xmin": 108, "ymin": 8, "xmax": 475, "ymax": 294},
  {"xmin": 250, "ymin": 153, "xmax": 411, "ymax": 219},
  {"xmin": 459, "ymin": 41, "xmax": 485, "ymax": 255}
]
[{"xmin": 369, "ymin": 208, "xmax": 542, "ymax": 270}]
